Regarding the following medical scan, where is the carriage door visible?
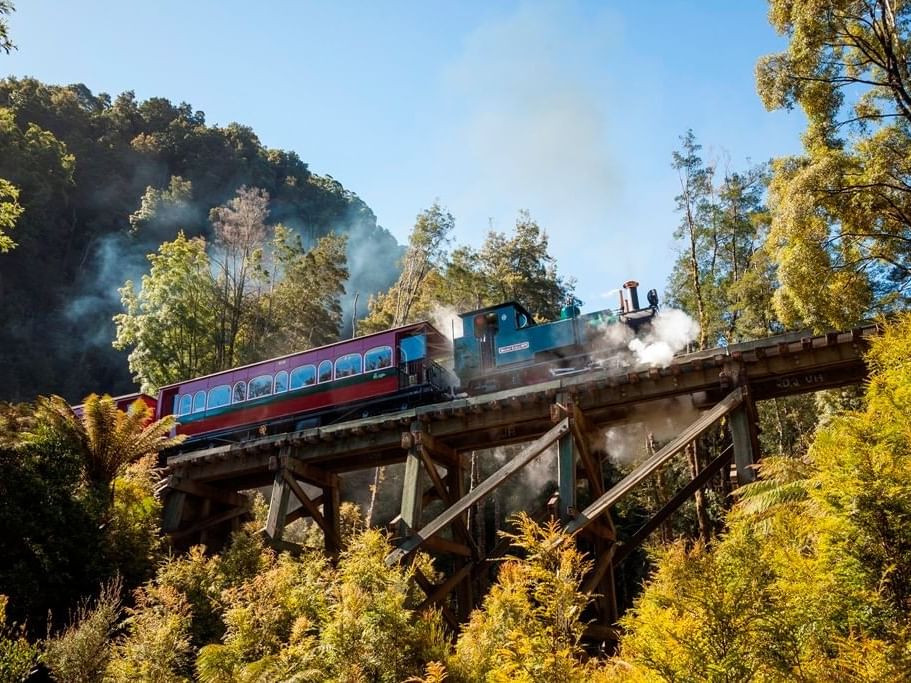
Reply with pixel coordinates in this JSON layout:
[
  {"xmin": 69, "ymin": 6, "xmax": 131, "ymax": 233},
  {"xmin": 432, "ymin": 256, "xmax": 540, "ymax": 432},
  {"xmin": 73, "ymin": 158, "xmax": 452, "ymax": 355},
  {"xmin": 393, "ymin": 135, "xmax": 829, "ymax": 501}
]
[
  {"xmin": 398, "ymin": 333, "xmax": 427, "ymax": 387},
  {"xmin": 474, "ymin": 312, "xmax": 500, "ymax": 372}
]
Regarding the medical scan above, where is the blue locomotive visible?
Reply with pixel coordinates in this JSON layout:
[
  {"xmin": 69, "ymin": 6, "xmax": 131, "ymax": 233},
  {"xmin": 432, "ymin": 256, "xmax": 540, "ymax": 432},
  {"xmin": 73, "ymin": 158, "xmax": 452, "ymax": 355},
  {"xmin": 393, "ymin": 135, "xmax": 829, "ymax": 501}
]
[{"xmin": 454, "ymin": 281, "xmax": 659, "ymax": 392}]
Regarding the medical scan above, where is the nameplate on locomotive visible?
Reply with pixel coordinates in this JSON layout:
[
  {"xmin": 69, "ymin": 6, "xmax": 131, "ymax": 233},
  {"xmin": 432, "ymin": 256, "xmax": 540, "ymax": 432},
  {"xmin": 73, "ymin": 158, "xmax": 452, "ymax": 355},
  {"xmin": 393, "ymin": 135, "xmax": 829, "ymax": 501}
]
[{"xmin": 498, "ymin": 341, "xmax": 530, "ymax": 354}]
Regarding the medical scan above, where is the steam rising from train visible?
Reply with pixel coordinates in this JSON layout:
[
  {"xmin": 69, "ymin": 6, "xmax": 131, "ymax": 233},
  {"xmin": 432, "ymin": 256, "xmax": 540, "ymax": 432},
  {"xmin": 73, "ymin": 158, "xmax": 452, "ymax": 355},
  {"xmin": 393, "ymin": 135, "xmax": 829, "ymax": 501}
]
[{"xmin": 453, "ymin": 280, "xmax": 697, "ymax": 393}]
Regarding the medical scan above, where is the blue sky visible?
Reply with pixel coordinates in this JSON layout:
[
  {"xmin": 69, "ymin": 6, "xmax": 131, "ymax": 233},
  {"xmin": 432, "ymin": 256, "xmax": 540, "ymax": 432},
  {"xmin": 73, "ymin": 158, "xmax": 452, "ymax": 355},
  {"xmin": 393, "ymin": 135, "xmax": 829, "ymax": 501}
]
[{"xmin": 3, "ymin": 1, "xmax": 805, "ymax": 312}]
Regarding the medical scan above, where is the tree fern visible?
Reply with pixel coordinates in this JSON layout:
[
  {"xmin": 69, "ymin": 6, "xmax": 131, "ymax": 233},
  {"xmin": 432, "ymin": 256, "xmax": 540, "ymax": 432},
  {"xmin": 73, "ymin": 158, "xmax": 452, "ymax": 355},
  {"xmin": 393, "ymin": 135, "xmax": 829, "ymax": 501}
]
[{"xmin": 24, "ymin": 394, "xmax": 183, "ymax": 501}]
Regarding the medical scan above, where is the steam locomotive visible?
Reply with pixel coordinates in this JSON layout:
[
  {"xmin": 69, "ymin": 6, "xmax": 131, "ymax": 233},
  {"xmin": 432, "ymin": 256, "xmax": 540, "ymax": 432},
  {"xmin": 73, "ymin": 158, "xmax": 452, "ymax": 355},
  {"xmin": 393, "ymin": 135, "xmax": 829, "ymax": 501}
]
[{"xmin": 95, "ymin": 281, "xmax": 658, "ymax": 446}]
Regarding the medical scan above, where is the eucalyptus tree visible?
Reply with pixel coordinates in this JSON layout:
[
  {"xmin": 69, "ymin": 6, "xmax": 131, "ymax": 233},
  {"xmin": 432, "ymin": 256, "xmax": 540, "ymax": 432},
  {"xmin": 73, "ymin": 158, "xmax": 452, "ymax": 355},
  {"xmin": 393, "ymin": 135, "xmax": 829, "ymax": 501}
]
[
  {"xmin": 0, "ymin": 1, "xmax": 14, "ymax": 55},
  {"xmin": 758, "ymin": 0, "xmax": 911, "ymax": 328},
  {"xmin": 0, "ymin": 177, "xmax": 21, "ymax": 252}
]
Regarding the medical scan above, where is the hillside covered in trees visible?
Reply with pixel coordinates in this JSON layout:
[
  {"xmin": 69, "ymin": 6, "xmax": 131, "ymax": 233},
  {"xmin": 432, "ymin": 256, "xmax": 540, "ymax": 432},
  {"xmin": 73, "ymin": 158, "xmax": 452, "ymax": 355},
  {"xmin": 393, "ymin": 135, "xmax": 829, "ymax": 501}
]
[{"xmin": 0, "ymin": 77, "xmax": 402, "ymax": 402}]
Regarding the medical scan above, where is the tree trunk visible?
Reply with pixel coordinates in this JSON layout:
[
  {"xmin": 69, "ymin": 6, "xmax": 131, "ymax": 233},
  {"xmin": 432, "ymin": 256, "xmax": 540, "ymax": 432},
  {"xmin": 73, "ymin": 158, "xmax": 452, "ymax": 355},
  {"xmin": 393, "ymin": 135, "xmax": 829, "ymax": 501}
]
[
  {"xmin": 365, "ymin": 466, "xmax": 384, "ymax": 527},
  {"xmin": 687, "ymin": 441, "xmax": 711, "ymax": 544}
]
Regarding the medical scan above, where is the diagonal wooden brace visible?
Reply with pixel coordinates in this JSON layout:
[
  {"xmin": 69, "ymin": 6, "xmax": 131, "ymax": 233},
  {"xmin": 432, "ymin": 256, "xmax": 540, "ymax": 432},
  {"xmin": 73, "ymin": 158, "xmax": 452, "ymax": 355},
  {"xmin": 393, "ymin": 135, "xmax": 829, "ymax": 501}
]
[
  {"xmin": 386, "ymin": 418, "xmax": 570, "ymax": 566},
  {"xmin": 565, "ymin": 388, "xmax": 743, "ymax": 536},
  {"xmin": 417, "ymin": 444, "xmax": 481, "ymax": 559},
  {"xmin": 282, "ymin": 469, "xmax": 342, "ymax": 554}
]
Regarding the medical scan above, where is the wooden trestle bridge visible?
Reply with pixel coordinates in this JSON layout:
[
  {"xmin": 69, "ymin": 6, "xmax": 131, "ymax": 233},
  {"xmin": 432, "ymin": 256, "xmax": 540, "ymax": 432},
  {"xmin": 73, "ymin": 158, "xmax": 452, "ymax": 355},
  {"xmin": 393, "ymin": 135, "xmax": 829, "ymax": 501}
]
[{"xmin": 159, "ymin": 324, "xmax": 876, "ymax": 636}]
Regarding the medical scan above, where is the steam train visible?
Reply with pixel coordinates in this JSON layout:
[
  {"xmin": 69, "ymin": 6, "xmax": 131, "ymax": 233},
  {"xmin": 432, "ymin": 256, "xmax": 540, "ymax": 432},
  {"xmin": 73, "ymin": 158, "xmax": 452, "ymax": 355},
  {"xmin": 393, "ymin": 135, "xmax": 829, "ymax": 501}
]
[{"xmin": 93, "ymin": 281, "xmax": 658, "ymax": 446}]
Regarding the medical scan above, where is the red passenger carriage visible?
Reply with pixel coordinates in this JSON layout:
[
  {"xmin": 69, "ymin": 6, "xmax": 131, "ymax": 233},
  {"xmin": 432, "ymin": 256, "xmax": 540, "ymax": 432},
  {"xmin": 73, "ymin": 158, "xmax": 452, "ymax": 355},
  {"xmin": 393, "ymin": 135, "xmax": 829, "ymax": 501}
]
[{"xmin": 155, "ymin": 322, "xmax": 453, "ymax": 444}]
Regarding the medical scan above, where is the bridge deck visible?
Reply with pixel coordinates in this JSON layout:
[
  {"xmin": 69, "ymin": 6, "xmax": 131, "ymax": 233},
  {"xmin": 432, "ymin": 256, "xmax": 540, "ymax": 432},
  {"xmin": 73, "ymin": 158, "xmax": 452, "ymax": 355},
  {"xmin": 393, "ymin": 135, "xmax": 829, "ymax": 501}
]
[{"xmin": 166, "ymin": 324, "xmax": 875, "ymax": 480}]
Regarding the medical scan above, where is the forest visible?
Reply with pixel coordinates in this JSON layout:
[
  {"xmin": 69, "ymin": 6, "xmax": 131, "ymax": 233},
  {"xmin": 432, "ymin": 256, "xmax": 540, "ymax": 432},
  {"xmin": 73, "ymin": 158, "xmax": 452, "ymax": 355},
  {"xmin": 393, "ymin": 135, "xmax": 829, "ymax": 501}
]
[{"xmin": 2, "ymin": 0, "xmax": 911, "ymax": 680}]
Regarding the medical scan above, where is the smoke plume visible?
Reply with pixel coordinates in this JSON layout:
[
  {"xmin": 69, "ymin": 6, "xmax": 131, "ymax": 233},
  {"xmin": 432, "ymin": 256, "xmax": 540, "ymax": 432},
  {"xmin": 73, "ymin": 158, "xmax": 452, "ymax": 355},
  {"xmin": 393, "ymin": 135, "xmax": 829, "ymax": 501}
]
[
  {"xmin": 430, "ymin": 304, "xmax": 464, "ymax": 342},
  {"xmin": 628, "ymin": 308, "xmax": 701, "ymax": 367},
  {"xmin": 603, "ymin": 395, "xmax": 703, "ymax": 465},
  {"xmin": 592, "ymin": 307, "xmax": 700, "ymax": 371}
]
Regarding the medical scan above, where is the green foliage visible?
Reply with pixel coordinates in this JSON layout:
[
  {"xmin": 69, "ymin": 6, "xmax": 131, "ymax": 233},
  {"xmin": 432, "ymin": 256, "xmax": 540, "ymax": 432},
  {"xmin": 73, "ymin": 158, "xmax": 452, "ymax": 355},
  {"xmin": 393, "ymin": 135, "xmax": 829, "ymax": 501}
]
[
  {"xmin": 614, "ymin": 314, "xmax": 911, "ymax": 680},
  {"xmin": 318, "ymin": 529, "xmax": 441, "ymax": 682},
  {"xmin": 129, "ymin": 175, "xmax": 197, "ymax": 238},
  {"xmin": 115, "ymin": 188, "xmax": 350, "ymax": 392},
  {"xmin": 1, "ymin": 395, "xmax": 177, "ymax": 631},
  {"xmin": 666, "ymin": 130, "xmax": 775, "ymax": 348},
  {"xmin": 476, "ymin": 211, "xmax": 571, "ymax": 321},
  {"xmin": 0, "ymin": 78, "xmax": 398, "ymax": 402},
  {"xmin": 0, "ymin": 403, "xmax": 106, "ymax": 630},
  {"xmin": 106, "ymin": 456, "xmax": 166, "ymax": 588},
  {"xmin": 114, "ymin": 232, "xmax": 220, "ymax": 392},
  {"xmin": 24, "ymin": 393, "xmax": 182, "ymax": 498},
  {"xmin": 757, "ymin": 0, "xmax": 911, "ymax": 328},
  {"xmin": 359, "ymin": 202, "xmax": 454, "ymax": 332},
  {"xmin": 449, "ymin": 514, "xmax": 594, "ymax": 683},
  {"xmin": 0, "ymin": 1, "xmax": 14, "ymax": 55},
  {"xmin": 361, "ymin": 208, "xmax": 572, "ymax": 333},
  {"xmin": 107, "ymin": 584, "xmax": 193, "ymax": 682},
  {"xmin": 265, "ymin": 229, "xmax": 349, "ymax": 354},
  {"xmin": 154, "ymin": 547, "xmax": 232, "ymax": 650},
  {"xmin": 0, "ymin": 177, "xmax": 22, "ymax": 252},
  {"xmin": 43, "ymin": 577, "xmax": 122, "ymax": 683},
  {"xmin": 0, "ymin": 595, "xmax": 39, "ymax": 683}
]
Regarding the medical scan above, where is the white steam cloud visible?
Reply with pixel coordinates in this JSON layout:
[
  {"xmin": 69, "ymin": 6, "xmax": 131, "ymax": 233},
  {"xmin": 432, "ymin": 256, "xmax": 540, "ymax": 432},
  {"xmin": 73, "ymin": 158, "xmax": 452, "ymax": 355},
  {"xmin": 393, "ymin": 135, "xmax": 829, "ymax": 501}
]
[
  {"xmin": 430, "ymin": 304, "xmax": 464, "ymax": 342},
  {"xmin": 592, "ymin": 307, "xmax": 700, "ymax": 370},
  {"xmin": 628, "ymin": 309, "xmax": 701, "ymax": 367},
  {"xmin": 438, "ymin": 1, "xmax": 631, "ymax": 289},
  {"xmin": 604, "ymin": 396, "xmax": 703, "ymax": 465}
]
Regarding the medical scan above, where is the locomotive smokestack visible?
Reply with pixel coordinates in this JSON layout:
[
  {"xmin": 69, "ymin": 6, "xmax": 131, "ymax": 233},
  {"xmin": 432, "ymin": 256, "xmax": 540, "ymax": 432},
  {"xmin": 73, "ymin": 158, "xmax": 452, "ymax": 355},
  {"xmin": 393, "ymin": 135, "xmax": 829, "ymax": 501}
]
[{"xmin": 624, "ymin": 280, "xmax": 640, "ymax": 311}]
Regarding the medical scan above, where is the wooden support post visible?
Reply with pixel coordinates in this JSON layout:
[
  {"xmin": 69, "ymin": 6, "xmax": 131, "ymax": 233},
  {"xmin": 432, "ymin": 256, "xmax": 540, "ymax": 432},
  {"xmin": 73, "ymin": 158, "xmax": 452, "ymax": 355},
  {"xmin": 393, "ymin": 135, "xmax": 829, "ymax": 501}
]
[
  {"xmin": 198, "ymin": 497, "xmax": 213, "ymax": 548},
  {"xmin": 162, "ymin": 490, "xmax": 186, "ymax": 533},
  {"xmin": 322, "ymin": 482, "xmax": 341, "ymax": 557},
  {"xmin": 386, "ymin": 419, "xmax": 570, "ymax": 566},
  {"xmin": 558, "ymin": 432, "xmax": 576, "ymax": 521},
  {"xmin": 417, "ymin": 445, "xmax": 480, "ymax": 559},
  {"xmin": 399, "ymin": 420, "xmax": 424, "ymax": 534},
  {"xmin": 447, "ymin": 453, "xmax": 474, "ymax": 620},
  {"xmin": 730, "ymin": 392, "xmax": 758, "ymax": 485},
  {"xmin": 570, "ymin": 403, "xmax": 605, "ymax": 498},
  {"xmin": 612, "ymin": 445, "xmax": 733, "ymax": 566},
  {"xmin": 266, "ymin": 470, "xmax": 291, "ymax": 544},
  {"xmin": 281, "ymin": 470, "xmax": 342, "ymax": 555}
]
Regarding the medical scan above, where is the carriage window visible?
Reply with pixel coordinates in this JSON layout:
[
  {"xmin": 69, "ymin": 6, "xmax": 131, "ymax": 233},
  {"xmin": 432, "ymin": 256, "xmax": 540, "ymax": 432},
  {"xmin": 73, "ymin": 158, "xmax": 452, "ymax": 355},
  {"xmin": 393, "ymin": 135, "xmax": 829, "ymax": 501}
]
[
  {"xmin": 364, "ymin": 346, "xmax": 393, "ymax": 371},
  {"xmin": 207, "ymin": 385, "xmax": 231, "ymax": 409},
  {"xmin": 248, "ymin": 374, "xmax": 273, "ymax": 400},
  {"xmin": 274, "ymin": 371, "xmax": 288, "ymax": 394},
  {"xmin": 193, "ymin": 390, "xmax": 206, "ymax": 413},
  {"xmin": 177, "ymin": 394, "xmax": 192, "ymax": 416},
  {"xmin": 290, "ymin": 364, "xmax": 316, "ymax": 389},
  {"xmin": 399, "ymin": 334, "xmax": 426, "ymax": 361},
  {"xmin": 318, "ymin": 360, "xmax": 333, "ymax": 383},
  {"xmin": 335, "ymin": 353, "xmax": 362, "ymax": 378},
  {"xmin": 233, "ymin": 381, "xmax": 246, "ymax": 403}
]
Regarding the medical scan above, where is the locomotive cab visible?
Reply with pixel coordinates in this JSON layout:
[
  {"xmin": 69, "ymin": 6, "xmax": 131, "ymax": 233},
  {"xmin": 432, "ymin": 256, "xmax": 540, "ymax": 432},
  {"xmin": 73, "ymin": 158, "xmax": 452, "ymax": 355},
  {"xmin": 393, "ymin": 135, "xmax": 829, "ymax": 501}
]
[
  {"xmin": 454, "ymin": 302, "xmax": 538, "ymax": 386},
  {"xmin": 453, "ymin": 281, "xmax": 660, "ymax": 392}
]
